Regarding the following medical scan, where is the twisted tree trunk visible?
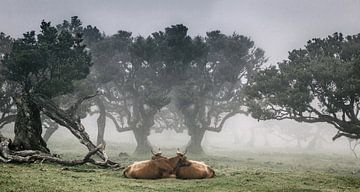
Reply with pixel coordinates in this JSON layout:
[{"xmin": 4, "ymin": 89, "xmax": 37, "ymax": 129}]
[
  {"xmin": 96, "ymin": 97, "xmax": 106, "ymax": 145},
  {"xmin": 11, "ymin": 96, "xmax": 49, "ymax": 153},
  {"xmin": 186, "ymin": 127, "xmax": 205, "ymax": 154},
  {"xmin": 133, "ymin": 127, "xmax": 152, "ymax": 154},
  {"xmin": 30, "ymin": 94, "xmax": 117, "ymax": 166}
]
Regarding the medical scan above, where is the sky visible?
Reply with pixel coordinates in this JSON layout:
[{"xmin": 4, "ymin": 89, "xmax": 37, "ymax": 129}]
[{"xmin": 1, "ymin": 0, "xmax": 360, "ymax": 63}]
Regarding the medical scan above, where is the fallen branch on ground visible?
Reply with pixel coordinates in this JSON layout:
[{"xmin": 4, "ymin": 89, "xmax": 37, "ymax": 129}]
[{"xmin": 0, "ymin": 136, "xmax": 119, "ymax": 168}]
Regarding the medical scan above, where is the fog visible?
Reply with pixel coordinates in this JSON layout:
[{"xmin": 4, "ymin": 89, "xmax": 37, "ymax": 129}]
[
  {"xmin": 1, "ymin": 0, "xmax": 360, "ymax": 157},
  {"xmin": 1, "ymin": 0, "xmax": 360, "ymax": 63},
  {"xmin": 1, "ymin": 113, "xmax": 354, "ymax": 157}
]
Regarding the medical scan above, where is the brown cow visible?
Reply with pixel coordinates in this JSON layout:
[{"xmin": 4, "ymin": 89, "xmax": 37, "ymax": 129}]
[
  {"xmin": 175, "ymin": 149, "xmax": 215, "ymax": 179},
  {"xmin": 123, "ymin": 149, "xmax": 188, "ymax": 179}
]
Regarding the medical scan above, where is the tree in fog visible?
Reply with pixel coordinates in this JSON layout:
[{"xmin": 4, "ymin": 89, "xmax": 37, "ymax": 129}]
[
  {"xmin": 1, "ymin": 21, "xmax": 91, "ymax": 152},
  {"xmin": 87, "ymin": 30, "xmax": 135, "ymax": 146},
  {"xmin": 0, "ymin": 32, "xmax": 16, "ymax": 131},
  {"xmin": 89, "ymin": 29, "xmax": 174, "ymax": 154},
  {"xmin": 246, "ymin": 33, "xmax": 360, "ymax": 141},
  {"xmin": 42, "ymin": 16, "xmax": 104, "ymax": 143},
  {"xmin": 175, "ymin": 31, "xmax": 266, "ymax": 153}
]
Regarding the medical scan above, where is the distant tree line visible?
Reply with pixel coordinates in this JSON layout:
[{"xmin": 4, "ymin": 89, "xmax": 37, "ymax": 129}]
[{"xmin": 0, "ymin": 16, "xmax": 359, "ymax": 158}]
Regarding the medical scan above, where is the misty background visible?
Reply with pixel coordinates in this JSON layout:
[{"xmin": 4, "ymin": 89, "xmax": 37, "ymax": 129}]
[{"xmin": 1, "ymin": 0, "xmax": 360, "ymax": 155}]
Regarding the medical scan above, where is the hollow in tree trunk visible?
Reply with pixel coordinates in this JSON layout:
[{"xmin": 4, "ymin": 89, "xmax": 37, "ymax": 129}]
[
  {"xmin": 96, "ymin": 97, "xmax": 106, "ymax": 145},
  {"xmin": 11, "ymin": 96, "xmax": 49, "ymax": 153},
  {"xmin": 133, "ymin": 127, "xmax": 152, "ymax": 154},
  {"xmin": 186, "ymin": 127, "xmax": 205, "ymax": 154}
]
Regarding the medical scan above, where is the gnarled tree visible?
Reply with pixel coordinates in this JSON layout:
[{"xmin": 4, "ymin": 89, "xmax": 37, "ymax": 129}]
[
  {"xmin": 2, "ymin": 20, "xmax": 91, "ymax": 153},
  {"xmin": 245, "ymin": 32, "xmax": 360, "ymax": 141},
  {"xmin": 90, "ymin": 30, "xmax": 172, "ymax": 154},
  {"xmin": 42, "ymin": 16, "xmax": 104, "ymax": 143},
  {"xmin": 174, "ymin": 31, "xmax": 266, "ymax": 153}
]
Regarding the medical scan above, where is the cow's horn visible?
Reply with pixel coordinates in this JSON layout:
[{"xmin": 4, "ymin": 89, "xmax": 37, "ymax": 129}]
[
  {"xmin": 151, "ymin": 149, "xmax": 156, "ymax": 155},
  {"xmin": 183, "ymin": 148, "xmax": 187, "ymax": 155}
]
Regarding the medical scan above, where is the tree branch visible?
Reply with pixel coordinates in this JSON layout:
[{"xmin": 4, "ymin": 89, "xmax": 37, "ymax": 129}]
[
  {"xmin": 206, "ymin": 109, "xmax": 247, "ymax": 132},
  {"xmin": 0, "ymin": 114, "xmax": 16, "ymax": 129},
  {"xmin": 332, "ymin": 131, "xmax": 360, "ymax": 141},
  {"xmin": 106, "ymin": 112, "xmax": 132, "ymax": 132},
  {"xmin": 66, "ymin": 91, "xmax": 100, "ymax": 118},
  {"xmin": 29, "ymin": 94, "xmax": 119, "ymax": 168},
  {"xmin": 0, "ymin": 136, "xmax": 116, "ymax": 167}
]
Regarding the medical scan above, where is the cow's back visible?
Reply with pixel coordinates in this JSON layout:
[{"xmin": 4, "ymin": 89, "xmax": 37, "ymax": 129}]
[
  {"xmin": 123, "ymin": 159, "xmax": 173, "ymax": 179},
  {"xmin": 175, "ymin": 160, "xmax": 215, "ymax": 179}
]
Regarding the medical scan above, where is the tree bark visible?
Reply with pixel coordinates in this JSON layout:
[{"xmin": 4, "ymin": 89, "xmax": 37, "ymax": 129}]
[
  {"xmin": 133, "ymin": 127, "xmax": 152, "ymax": 154},
  {"xmin": 11, "ymin": 96, "xmax": 49, "ymax": 153},
  {"xmin": 186, "ymin": 127, "xmax": 205, "ymax": 154},
  {"xmin": 96, "ymin": 97, "xmax": 106, "ymax": 145}
]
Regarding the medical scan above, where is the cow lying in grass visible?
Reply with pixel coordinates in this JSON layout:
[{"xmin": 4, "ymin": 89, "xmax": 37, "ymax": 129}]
[
  {"xmin": 175, "ymin": 149, "xmax": 215, "ymax": 179},
  {"xmin": 123, "ymin": 149, "xmax": 214, "ymax": 179},
  {"xmin": 122, "ymin": 149, "xmax": 188, "ymax": 179}
]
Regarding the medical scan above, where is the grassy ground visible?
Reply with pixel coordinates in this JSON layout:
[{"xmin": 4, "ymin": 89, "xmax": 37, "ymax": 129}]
[{"xmin": 1, "ymin": 140, "xmax": 360, "ymax": 191}]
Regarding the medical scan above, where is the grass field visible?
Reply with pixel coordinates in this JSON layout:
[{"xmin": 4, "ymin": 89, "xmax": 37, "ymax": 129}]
[{"xmin": 1, "ymin": 139, "xmax": 360, "ymax": 192}]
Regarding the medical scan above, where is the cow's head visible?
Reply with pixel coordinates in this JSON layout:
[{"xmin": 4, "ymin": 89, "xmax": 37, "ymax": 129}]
[{"xmin": 174, "ymin": 148, "xmax": 191, "ymax": 168}]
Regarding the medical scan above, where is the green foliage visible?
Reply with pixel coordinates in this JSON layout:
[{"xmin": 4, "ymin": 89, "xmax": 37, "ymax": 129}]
[
  {"xmin": 57, "ymin": 16, "xmax": 104, "ymax": 47},
  {"xmin": 2, "ymin": 21, "xmax": 92, "ymax": 98},
  {"xmin": 174, "ymin": 30, "xmax": 266, "ymax": 134},
  {"xmin": 0, "ymin": 32, "xmax": 13, "ymax": 58},
  {"xmin": 0, "ymin": 32, "xmax": 14, "ymax": 109},
  {"xmin": 246, "ymin": 32, "xmax": 360, "ymax": 139}
]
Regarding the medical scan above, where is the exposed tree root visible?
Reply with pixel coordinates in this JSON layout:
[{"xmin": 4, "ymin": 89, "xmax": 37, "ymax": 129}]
[
  {"xmin": 0, "ymin": 92, "xmax": 121, "ymax": 168},
  {"xmin": 0, "ymin": 135, "xmax": 118, "ymax": 168}
]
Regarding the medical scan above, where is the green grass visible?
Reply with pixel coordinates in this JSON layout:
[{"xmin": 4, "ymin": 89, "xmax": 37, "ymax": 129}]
[{"xmin": 1, "ymin": 141, "xmax": 360, "ymax": 191}]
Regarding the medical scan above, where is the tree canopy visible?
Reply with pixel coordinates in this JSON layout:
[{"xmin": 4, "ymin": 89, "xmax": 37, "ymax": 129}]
[
  {"xmin": 2, "ymin": 21, "xmax": 92, "ymax": 98},
  {"xmin": 246, "ymin": 32, "xmax": 360, "ymax": 140},
  {"xmin": 1, "ymin": 20, "xmax": 93, "ymax": 153}
]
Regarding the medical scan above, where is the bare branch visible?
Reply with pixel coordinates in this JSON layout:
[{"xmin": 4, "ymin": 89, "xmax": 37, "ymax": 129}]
[
  {"xmin": 206, "ymin": 109, "xmax": 247, "ymax": 132},
  {"xmin": 0, "ymin": 114, "xmax": 16, "ymax": 129},
  {"xmin": 106, "ymin": 112, "xmax": 132, "ymax": 132},
  {"xmin": 333, "ymin": 131, "xmax": 360, "ymax": 141},
  {"xmin": 66, "ymin": 91, "xmax": 100, "ymax": 117}
]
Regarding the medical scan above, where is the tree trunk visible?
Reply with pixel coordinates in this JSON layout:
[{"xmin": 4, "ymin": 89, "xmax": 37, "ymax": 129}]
[
  {"xmin": 133, "ymin": 127, "xmax": 152, "ymax": 154},
  {"xmin": 186, "ymin": 128, "xmax": 205, "ymax": 154},
  {"xmin": 11, "ymin": 96, "xmax": 49, "ymax": 153},
  {"xmin": 30, "ymin": 94, "xmax": 117, "ymax": 166},
  {"xmin": 96, "ymin": 98, "xmax": 106, "ymax": 145}
]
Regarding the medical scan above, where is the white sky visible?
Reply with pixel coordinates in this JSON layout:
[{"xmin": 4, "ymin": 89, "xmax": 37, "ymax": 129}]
[{"xmin": 1, "ymin": 0, "xmax": 360, "ymax": 63}]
